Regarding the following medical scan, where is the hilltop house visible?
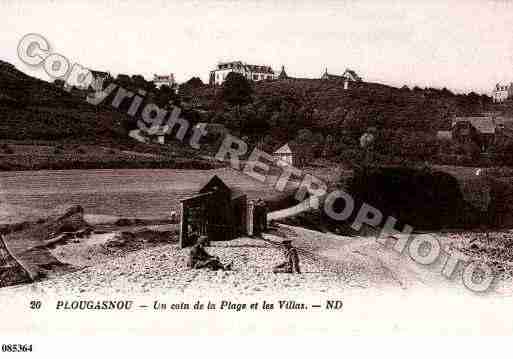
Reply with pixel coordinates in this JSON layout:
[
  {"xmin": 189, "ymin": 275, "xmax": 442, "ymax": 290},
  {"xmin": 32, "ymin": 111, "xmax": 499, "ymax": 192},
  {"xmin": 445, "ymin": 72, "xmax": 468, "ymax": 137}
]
[
  {"xmin": 273, "ymin": 143, "xmax": 294, "ymax": 166},
  {"xmin": 321, "ymin": 68, "xmax": 362, "ymax": 90},
  {"xmin": 321, "ymin": 68, "xmax": 362, "ymax": 81},
  {"xmin": 209, "ymin": 61, "xmax": 274, "ymax": 86},
  {"xmin": 153, "ymin": 74, "xmax": 176, "ymax": 89},
  {"xmin": 492, "ymin": 83, "xmax": 513, "ymax": 103},
  {"xmin": 88, "ymin": 69, "xmax": 112, "ymax": 92}
]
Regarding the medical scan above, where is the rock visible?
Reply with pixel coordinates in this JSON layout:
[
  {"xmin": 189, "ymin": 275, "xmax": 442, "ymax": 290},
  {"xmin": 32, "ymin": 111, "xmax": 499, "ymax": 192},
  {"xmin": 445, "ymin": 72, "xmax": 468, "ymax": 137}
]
[
  {"xmin": 114, "ymin": 218, "xmax": 135, "ymax": 227},
  {"xmin": 106, "ymin": 232, "xmax": 137, "ymax": 248},
  {"xmin": 52, "ymin": 206, "xmax": 89, "ymax": 233},
  {"xmin": 54, "ymin": 205, "xmax": 84, "ymax": 219},
  {"xmin": 134, "ymin": 229, "xmax": 173, "ymax": 244},
  {"xmin": 75, "ymin": 228, "xmax": 93, "ymax": 238}
]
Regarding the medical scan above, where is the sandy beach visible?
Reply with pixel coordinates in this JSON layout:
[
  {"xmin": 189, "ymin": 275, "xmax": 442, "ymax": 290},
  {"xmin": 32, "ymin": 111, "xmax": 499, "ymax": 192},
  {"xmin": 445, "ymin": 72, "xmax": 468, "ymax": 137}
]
[{"xmin": 3, "ymin": 224, "xmax": 512, "ymax": 299}]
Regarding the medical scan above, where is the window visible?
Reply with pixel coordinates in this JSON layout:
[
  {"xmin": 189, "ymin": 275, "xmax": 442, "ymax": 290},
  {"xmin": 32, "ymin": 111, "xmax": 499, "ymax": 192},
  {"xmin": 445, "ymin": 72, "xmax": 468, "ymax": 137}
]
[{"xmin": 253, "ymin": 74, "xmax": 259, "ymax": 80}]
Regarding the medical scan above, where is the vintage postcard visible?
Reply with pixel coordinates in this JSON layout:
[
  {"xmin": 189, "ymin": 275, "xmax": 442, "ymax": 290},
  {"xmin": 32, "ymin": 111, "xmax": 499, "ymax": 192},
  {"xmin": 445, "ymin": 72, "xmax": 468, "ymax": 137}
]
[{"xmin": 1, "ymin": 0, "xmax": 513, "ymax": 346}]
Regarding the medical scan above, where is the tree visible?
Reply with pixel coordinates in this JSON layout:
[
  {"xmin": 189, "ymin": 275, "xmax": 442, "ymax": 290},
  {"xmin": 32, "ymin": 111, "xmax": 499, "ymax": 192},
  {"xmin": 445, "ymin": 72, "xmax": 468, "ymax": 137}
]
[
  {"xmin": 185, "ymin": 77, "xmax": 204, "ymax": 88},
  {"xmin": 221, "ymin": 72, "xmax": 253, "ymax": 107},
  {"xmin": 440, "ymin": 87, "xmax": 454, "ymax": 97},
  {"xmin": 53, "ymin": 79, "xmax": 65, "ymax": 88},
  {"xmin": 131, "ymin": 74, "xmax": 155, "ymax": 92},
  {"xmin": 155, "ymin": 84, "xmax": 177, "ymax": 108},
  {"xmin": 115, "ymin": 74, "xmax": 132, "ymax": 88},
  {"xmin": 178, "ymin": 77, "xmax": 205, "ymax": 102},
  {"xmin": 179, "ymin": 77, "xmax": 204, "ymax": 95}
]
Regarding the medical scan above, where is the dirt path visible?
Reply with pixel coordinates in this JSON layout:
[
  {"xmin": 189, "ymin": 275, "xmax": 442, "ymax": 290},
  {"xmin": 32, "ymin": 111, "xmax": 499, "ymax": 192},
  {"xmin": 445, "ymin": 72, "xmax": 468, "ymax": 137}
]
[{"xmin": 267, "ymin": 197, "xmax": 319, "ymax": 221}]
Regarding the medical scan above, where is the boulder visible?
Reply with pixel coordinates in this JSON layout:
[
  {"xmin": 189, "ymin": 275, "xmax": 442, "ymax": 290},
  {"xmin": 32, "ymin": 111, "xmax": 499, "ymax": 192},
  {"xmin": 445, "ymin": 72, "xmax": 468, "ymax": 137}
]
[
  {"xmin": 0, "ymin": 235, "xmax": 33, "ymax": 287},
  {"xmin": 106, "ymin": 232, "xmax": 139, "ymax": 249}
]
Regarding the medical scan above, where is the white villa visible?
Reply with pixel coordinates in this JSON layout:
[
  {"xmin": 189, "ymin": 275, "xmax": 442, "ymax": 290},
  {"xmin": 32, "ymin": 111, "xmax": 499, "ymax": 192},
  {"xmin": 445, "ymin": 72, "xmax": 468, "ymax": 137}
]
[
  {"xmin": 153, "ymin": 74, "xmax": 176, "ymax": 89},
  {"xmin": 273, "ymin": 143, "xmax": 294, "ymax": 166},
  {"xmin": 492, "ymin": 82, "xmax": 513, "ymax": 103},
  {"xmin": 209, "ymin": 61, "xmax": 275, "ymax": 86}
]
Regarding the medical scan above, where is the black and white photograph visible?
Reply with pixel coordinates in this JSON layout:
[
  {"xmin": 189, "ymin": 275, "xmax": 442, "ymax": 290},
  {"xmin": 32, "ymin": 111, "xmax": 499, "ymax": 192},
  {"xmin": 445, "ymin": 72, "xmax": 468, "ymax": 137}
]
[{"xmin": 1, "ymin": 0, "xmax": 513, "ymax": 344}]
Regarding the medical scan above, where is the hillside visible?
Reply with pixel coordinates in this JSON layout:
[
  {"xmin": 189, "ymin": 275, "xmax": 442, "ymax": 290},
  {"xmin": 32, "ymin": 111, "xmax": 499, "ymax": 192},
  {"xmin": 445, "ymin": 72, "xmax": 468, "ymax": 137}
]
[
  {"xmin": 0, "ymin": 60, "xmax": 128, "ymax": 140},
  {"xmin": 0, "ymin": 60, "xmax": 216, "ymax": 171},
  {"xmin": 0, "ymin": 59, "xmax": 499, "ymax": 169},
  {"xmin": 185, "ymin": 76, "xmax": 493, "ymax": 166}
]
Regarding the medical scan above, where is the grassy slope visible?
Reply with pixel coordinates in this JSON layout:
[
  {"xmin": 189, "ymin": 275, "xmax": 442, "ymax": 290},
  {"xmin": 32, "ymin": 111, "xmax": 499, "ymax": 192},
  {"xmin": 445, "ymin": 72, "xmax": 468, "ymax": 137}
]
[
  {"xmin": 0, "ymin": 61, "xmax": 217, "ymax": 170},
  {"xmin": 188, "ymin": 77, "xmax": 494, "ymax": 167}
]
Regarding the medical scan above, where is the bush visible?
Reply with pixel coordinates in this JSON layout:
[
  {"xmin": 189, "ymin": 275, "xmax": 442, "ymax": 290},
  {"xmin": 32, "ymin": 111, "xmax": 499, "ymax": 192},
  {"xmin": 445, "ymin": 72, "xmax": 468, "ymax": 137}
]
[
  {"xmin": 342, "ymin": 166, "xmax": 481, "ymax": 229},
  {"xmin": 53, "ymin": 144, "xmax": 64, "ymax": 154},
  {"xmin": 0, "ymin": 144, "xmax": 14, "ymax": 154},
  {"xmin": 483, "ymin": 167, "xmax": 513, "ymax": 179}
]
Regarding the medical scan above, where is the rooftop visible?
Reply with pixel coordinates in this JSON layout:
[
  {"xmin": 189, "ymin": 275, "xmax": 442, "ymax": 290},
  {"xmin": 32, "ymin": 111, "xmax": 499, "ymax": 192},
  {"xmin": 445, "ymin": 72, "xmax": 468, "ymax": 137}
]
[
  {"xmin": 322, "ymin": 68, "xmax": 362, "ymax": 82},
  {"xmin": 452, "ymin": 117, "xmax": 496, "ymax": 134},
  {"xmin": 215, "ymin": 61, "xmax": 274, "ymax": 74}
]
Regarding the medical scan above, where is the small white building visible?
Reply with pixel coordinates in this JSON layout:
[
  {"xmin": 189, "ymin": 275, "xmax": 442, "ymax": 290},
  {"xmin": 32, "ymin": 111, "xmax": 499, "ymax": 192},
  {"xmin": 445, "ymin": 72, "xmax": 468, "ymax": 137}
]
[
  {"xmin": 436, "ymin": 130, "xmax": 453, "ymax": 140},
  {"xmin": 492, "ymin": 82, "xmax": 513, "ymax": 103},
  {"xmin": 153, "ymin": 74, "xmax": 176, "ymax": 89},
  {"xmin": 273, "ymin": 143, "xmax": 293, "ymax": 166},
  {"xmin": 209, "ymin": 61, "xmax": 274, "ymax": 86},
  {"xmin": 321, "ymin": 68, "xmax": 362, "ymax": 90}
]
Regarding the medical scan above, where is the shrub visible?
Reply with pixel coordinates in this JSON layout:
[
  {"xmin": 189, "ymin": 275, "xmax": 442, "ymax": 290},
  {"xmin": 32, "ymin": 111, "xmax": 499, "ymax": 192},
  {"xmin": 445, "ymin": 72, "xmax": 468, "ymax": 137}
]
[
  {"xmin": 343, "ymin": 166, "xmax": 481, "ymax": 230},
  {"xmin": 0, "ymin": 144, "xmax": 14, "ymax": 154},
  {"xmin": 53, "ymin": 144, "xmax": 64, "ymax": 154}
]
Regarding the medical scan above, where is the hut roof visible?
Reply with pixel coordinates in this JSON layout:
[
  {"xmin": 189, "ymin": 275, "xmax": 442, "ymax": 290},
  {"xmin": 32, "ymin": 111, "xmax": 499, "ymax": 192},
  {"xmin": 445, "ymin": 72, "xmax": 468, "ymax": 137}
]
[
  {"xmin": 199, "ymin": 175, "xmax": 232, "ymax": 197},
  {"xmin": 273, "ymin": 143, "xmax": 292, "ymax": 155}
]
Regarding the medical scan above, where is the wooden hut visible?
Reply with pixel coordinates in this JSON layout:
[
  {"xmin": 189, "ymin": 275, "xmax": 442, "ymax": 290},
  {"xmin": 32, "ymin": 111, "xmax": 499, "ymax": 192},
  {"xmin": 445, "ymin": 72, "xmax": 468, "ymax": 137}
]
[{"xmin": 179, "ymin": 175, "xmax": 249, "ymax": 248}]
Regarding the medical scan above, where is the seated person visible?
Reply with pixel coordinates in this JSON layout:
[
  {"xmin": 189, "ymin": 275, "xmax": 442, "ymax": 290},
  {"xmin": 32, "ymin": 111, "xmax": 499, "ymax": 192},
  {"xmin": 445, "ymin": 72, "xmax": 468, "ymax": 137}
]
[
  {"xmin": 187, "ymin": 235, "xmax": 232, "ymax": 271},
  {"xmin": 273, "ymin": 240, "xmax": 301, "ymax": 274}
]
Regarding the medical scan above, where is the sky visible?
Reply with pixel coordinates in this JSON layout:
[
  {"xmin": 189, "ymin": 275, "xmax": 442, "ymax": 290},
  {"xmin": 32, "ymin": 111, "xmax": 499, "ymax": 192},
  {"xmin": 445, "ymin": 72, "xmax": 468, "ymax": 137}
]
[{"xmin": 1, "ymin": 0, "xmax": 513, "ymax": 94}]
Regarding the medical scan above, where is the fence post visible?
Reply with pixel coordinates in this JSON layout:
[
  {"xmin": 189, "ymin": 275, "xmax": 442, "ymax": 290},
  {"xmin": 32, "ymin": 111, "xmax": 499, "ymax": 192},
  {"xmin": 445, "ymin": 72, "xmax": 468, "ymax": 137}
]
[
  {"xmin": 247, "ymin": 200, "xmax": 254, "ymax": 236},
  {"xmin": 179, "ymin": 202, "xmax": 187, "ymax": 248}
]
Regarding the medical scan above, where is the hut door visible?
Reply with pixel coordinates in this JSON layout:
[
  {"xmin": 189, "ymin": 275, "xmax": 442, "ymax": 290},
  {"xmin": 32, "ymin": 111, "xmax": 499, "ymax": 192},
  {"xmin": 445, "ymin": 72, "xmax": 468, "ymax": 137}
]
[
  {"xmin": 179, "ymin": 192, "xmax": 212, "ymax": 248},
  {"xmin": 206, "ymin": 193, "xmax": 233, "ymax": 242}
]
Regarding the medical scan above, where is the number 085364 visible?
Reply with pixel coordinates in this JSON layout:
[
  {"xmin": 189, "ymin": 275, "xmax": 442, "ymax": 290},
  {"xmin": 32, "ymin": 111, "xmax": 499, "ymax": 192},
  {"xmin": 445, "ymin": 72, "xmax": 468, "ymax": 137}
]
[{"xmin": 2, "ymin": 344, "xmax": 33, "ymax": 352}]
